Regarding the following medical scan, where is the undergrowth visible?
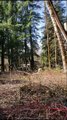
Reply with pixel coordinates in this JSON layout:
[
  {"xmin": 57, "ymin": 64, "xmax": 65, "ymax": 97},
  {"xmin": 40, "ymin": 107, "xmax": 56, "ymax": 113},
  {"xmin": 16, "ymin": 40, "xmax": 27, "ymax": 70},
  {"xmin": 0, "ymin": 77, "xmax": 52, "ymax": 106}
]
[{"xmin": 1, "ymin": 83, "xmax": 67, "ymax": 120}]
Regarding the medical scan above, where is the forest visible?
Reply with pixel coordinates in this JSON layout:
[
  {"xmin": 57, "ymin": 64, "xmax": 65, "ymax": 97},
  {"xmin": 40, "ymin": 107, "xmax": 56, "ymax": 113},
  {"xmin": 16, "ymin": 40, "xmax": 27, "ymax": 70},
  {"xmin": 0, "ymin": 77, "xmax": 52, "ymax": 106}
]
[{"xmin": 0, "ymin": 0, "xmax": 67, "ymax": 120}]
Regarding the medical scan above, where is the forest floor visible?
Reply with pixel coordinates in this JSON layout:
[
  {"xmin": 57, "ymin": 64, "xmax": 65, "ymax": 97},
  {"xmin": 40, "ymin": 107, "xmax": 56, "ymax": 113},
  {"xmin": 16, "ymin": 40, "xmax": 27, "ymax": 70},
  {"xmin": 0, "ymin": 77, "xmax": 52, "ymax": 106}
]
[{"xmin": 0, "ymin": 69, "xmax": 67, "ymax": 120}]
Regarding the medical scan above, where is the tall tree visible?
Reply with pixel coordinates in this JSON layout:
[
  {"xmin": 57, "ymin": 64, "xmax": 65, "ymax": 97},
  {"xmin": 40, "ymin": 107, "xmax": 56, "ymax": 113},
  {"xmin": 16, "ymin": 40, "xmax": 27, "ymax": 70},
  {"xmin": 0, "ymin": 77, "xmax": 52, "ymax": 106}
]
[
  {"xmin": 45, "ymin": 0, "xmax": 67, "ymax": 72},
  {"xmin": 28, "ymin": 1, "xmax": 40, "ymax": 70}
]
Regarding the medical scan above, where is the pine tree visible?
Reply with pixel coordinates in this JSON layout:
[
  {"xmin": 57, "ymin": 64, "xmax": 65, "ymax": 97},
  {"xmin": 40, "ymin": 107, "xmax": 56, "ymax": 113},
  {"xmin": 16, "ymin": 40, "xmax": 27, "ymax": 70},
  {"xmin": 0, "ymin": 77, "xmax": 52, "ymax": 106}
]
[
  {"xmin": 28, "ymin": 0, "xmax": 41, "ymax": 70},
  {"xmin": 0, "ymin": 0, "xmax": 40, "ymax": 72}
]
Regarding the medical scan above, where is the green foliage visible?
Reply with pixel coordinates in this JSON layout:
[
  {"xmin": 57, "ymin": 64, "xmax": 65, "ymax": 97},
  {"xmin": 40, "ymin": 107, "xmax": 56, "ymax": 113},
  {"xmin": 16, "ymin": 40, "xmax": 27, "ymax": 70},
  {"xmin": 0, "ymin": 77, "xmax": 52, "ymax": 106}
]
[{"xmin": 0, "ymin": 0, "xmax": 41, "ymax": 71}]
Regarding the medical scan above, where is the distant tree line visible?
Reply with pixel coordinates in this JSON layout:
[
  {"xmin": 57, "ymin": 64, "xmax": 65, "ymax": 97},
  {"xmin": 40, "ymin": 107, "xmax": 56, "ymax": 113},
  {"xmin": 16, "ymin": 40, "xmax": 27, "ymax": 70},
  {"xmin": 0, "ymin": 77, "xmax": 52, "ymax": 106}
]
[{"xmin": 0, "ymin": 0, "xmax": 67, "ymax": 73}]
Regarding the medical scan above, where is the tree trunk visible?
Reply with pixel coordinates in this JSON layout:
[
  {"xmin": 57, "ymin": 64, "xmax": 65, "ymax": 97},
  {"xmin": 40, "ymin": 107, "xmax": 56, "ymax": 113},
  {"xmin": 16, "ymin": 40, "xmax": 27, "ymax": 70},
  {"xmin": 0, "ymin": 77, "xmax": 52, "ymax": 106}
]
[
  {"xmin": 24, "ymin": 38, "xmax": 27, "ymax": 67},
  {"xmin": 24, "ymin": 27, "xmax": 28, "ymax": 67},
  {"xmin": 11, "ymin": 47, "xmax": 14, "ymax": 70},
  {"xmin": 45, "ymin": 2, "xmax": 51, "ymax": 68},
  {"xmin": 7, "ymin": 43, "xmax": 10, "ymax": 71},
  {"xmin": 1, "ymin": 38, "xmax": 4, "ymax": 72},
  {"xmin": 29, "ymin": 27, "xmax": 34, "ymax": 70},
  {"xmin": 47, "ymin": 33, "xmax": 51, "ymax": 68},
  {"xmin": 45, "ymin": 0, "xmax": 67, "ymax": 42},
  {"xmin": 7, "ymin": 31, "xmax": 11, "ymax": 71},
  {"xmin": 45, "ymin": 0, "xmax": 67, "ymax": 72},
  {"xmin": 54, "ymin": 32, "xmax": 57, "ymax": 68}
]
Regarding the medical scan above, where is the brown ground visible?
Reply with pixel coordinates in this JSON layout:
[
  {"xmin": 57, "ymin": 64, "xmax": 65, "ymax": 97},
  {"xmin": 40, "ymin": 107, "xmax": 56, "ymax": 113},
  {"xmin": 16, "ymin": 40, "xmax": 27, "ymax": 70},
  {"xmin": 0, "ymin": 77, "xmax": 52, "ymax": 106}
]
[
  {"xmin": 0, "ymin": 70, "xmax": 67, "ymax": 120},
  {"xmin": 0, "ymin": 69, "xmax": 66, "ymax": 108}
]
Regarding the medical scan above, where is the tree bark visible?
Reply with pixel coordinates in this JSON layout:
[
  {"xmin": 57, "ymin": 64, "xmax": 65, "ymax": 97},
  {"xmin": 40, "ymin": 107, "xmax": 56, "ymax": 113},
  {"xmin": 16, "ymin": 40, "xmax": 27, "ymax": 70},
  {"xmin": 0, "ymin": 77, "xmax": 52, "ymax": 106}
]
[
  {"xmin": 29, "ymin": 27, "xmax": 34, "ymax": 70},
  {"xmin": 45, "ymin": 2, "xmax": 51, "ymax": 68},
  {"xmin": 54, "ymin": 32, "xmax": 57, "ymax": 68},
  {"xmin": 1, "ymin": 38, "xmax": 4, "ymax": 72},
  {"xmin": 47, "ymin": 32, "xmax": 51, "ymax": 68},
  {"xmin": 24, "ymin": 38, "xmax": 27, "ymax": 67},
  {"xmin": 45, "ymin": 0, "xmax": 67, "ymax": 42},
  {"xmin": 45, "ymin": 0, "xmax": 67, "ymax": 72},
  {"xmin": 1, "ymin": 30, "xmax": 5, "ymax": 72}
]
